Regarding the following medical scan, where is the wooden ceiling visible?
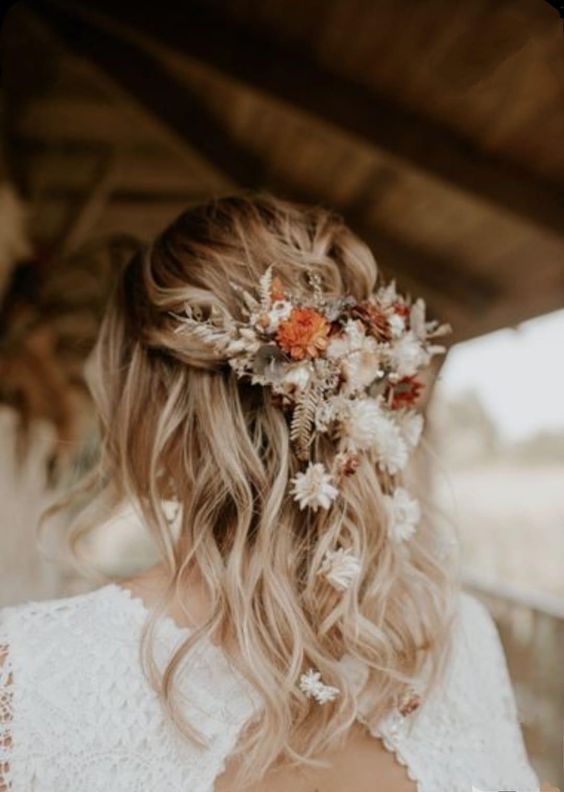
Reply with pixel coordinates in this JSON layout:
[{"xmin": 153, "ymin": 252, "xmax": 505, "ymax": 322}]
[{"xmin": 2, "ymin": 0, "xmax": 563, "ymax": 342}]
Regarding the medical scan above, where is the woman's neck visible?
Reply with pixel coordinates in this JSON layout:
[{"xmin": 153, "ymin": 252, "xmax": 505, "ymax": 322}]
[{"xmin": 120, "ymin": 562, "xmax": 212, "ymax": 633}]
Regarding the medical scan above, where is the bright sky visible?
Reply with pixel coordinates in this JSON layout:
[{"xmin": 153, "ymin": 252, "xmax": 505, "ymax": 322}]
[{"xmin": 436, "ymin": 309, "xmax": 564, "ymax": 442}]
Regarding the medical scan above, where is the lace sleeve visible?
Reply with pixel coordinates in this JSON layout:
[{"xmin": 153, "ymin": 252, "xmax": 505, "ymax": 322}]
[
  {"xmin": 458, "ymin": 594, "xmax": 539, "ymax": 788},
  {"xmin": 0, "ymin": 615, "xmax": 13, "ymax": 792}
]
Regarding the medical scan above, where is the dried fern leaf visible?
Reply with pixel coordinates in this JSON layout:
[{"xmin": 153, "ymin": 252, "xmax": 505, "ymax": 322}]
[
  {"xmin": 290, "ymin": 383, "xmax": 320, "ymax": 460},
  {"xmin": 258, "ymin": 266, "xmax": 273, "ymax": 312},
  {"xmin": 229, "ymin": 281, "xmax": 259, "ymax": 315}
]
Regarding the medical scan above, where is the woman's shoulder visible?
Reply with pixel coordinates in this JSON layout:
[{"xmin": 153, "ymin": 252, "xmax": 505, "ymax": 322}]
[
  {"xmin": 0, "ymin": 584, "xmax": 260, "ymax": 792},
  {"xmin": 456, "ymin": 590, "xmax": 499, "ymax": 639},
  {"xmin": 450, "ymin": 591, "xmax": 519, "ymax": 705},
  {"xmin": 0, "ymin": 584, "xmax": 141, "ymax": 643}
]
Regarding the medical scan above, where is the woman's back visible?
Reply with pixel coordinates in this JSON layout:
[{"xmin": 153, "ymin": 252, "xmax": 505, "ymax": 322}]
[
  {"xmin": 0, "ymin": 193, "xmax": 541, "ymax": 791},
  {"xmin": 0, "ymin": 579, "xmax": 538, "ymax": 792}
]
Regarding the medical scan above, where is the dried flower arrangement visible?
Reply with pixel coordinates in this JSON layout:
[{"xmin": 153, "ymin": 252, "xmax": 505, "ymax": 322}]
[{"xmin": 172, "ymin": 265, "xmax": 449, "ymax": 522}]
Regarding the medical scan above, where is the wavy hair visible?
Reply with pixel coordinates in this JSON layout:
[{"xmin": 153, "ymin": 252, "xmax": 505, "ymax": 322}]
[{"xmin": 59, "ymin": 193, "xmax": 455, "ymax": 788}]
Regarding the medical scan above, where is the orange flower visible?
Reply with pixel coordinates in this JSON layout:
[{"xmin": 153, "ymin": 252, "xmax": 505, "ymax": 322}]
[
  {"xmin": 387, "ymin": 376, "xmax": 424, "ymax": 409},
  {"xmin": 271, "ymin": 275, "xmax": 286, "ymax": 302},
  {"xmin": 276, "ymin": 307, "xmax": 330, "ymax": 360}
]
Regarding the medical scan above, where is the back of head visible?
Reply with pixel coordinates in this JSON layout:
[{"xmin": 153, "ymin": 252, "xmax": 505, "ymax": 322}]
[{"xmin": 82, "ymin": 192, "xmax": 454, "ymax": 786}]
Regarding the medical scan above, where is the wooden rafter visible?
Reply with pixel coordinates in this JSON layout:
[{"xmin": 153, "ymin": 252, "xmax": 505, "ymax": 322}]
[
  {"xmin": 24, "ymin": 0, "xmax": 499, "ymax": 337},
  {"xmin": 59, "ymin": 0, "xmax": 564, "ymax": 239}
]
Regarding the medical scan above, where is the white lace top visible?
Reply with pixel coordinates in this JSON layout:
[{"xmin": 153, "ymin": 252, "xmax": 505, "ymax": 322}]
[{"xmin": 0, "ymin": 584, "xmax": 539, "ymax": 792}]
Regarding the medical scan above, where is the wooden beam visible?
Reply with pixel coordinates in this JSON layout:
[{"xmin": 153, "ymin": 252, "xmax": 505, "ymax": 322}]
[
  {"xmin": 59, "ymin": 149, "xmax": 117, "ymax": 255},
  {"xmin": 60, "ymin": 0, "xmax": 564, "ymax": 239},
  {"xmin": 25, "ymin": 1, "xmax": 498, "ymax": 335}
]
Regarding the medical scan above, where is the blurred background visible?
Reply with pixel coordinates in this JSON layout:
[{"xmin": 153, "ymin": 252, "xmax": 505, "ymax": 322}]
[{"xmin": 0, "ymin": 0, "xmax": 563, "ymax": 783}]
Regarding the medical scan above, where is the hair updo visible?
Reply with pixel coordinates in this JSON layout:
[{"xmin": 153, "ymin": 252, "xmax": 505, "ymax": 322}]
[{"xmin": 69, "ymin": 193, "xmax": 454, "ymax": 789}]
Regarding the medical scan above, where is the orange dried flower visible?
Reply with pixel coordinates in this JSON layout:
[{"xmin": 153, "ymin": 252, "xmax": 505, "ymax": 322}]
[
  {"xmin": 387, "ymin": 376, "xmax": 424, "ymax": 409},
  {"xmin": 393, "ymin": 302, "xmax": 410, "ymax": 320},
  {"xmin": 398, "ymin": 691, "xmax": 421, "ymax": 717},
  {"xmin": 352, "ymin": 301, "xmax": 391, "ymax": 341},
  {"xmin": 276, "ymin": 307, "xmax": 330, "ymax": 360},
  {"xmin": 271, "ymin": 275, "xmax": 286, "ymax": 302}
]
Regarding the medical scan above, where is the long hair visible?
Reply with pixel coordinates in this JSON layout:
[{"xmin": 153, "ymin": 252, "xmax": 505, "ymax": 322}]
[{"xmin": 59, "ymin": 193, "xmax": 454, "ymax": 788}]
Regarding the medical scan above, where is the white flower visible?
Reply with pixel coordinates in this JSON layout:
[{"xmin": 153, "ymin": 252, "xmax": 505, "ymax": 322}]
[
  {"xmin": 374, "ymin": 417, "xmax": 409, "ymax": 475},
  {"xmin": 397, "ymin": 411, "xmax": 424, "ymax": 449},
  {"xmin": 299, "ymin": 668, "xmax": 340, "ymax": 704},
  {"xmin": 261, "ymin": 299, "xmax": 293, "ymax": 332},
  {"xmin": 342, "ymin": 345, "xmax": 383, "ymax": 393},
  {"xmin": 290, "ymin": 463, "xmax": 339, "ymax": 511},
  {"xmin": 409, "ymin": 298, "xmax": 427, "ymax": 340},
  {"xmin": 225, "ymin": 326, "xmax": 261, "ymax": 356},
  {"xmin": 388, "ymin": 313, "xmax": 406, "ymax": 339},
  {"xmin": 319, "ymin": 547, "xmax": 361, "ymax": 591},
  {"xmin": 315, "ymin": 394, "xmax": 351, "ymax": 433},
  {"xmin": 341, "ymin": 399, "xmax": 409, "ymax": 474},
  {"xmin": 385, "ymin": 487, "xmax": 421, "ymax": 543},
  {"xmin": 326, "ymin": 319, "xmax": 366, "ymax": 358},
  {"xmin": 389, "ymin": 332, "xmax": 429, "ymax": 378},
  {"xmin": 315, "ymin": 681, "xmax": 341, "ymax": 704},
  {"xmin": 377, "ymin": 280, "xmax": 399, "ymax": 309},
  {"xmin": 281, "ymin": 361, "xmax": 312, "ymax": 392},
  {"xmin": 341, "ymin": 397, "xmax": 383, "ymax": 451}
]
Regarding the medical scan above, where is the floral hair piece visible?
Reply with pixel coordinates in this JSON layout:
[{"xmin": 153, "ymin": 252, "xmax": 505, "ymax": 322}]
[
  {"xmin": 172, "ymin": 265, "xmax": 449, "ymax": 526},
  {"xmin": 172, "ymin": 266, "xmax": 449, "ymax": 708}
]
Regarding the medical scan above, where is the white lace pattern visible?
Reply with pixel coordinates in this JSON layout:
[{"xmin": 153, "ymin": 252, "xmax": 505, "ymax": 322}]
[{"xmin": 0, "ymin": 585, "xmax": 538, "ymax": 791}]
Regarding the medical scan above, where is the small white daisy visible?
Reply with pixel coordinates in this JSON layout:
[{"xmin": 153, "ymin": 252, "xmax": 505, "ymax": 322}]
[
  {"xmin": 373, "ymin": 416, "xmax": 409, "ymax": 475},
  {"xmin": 384, "ymin": 487, "xmax": 421, "ymax": 543},
  {"xmin": 290, "ymin": 463, "xmax": 339, "ymax": 512},
  {"xmin": 389, "ymin": 332, "xmax": 430, "ymax": 378},
  {"xmin": 340, "ymin": 397, "xmax": 383, "ymax": 451},
  {"xmin": 319, "ymin": 547, "xmax": 361, "ymax": 591},
  {"xmin": 299, "ymin": 668, "xmax": 340, "ymax": 704}
]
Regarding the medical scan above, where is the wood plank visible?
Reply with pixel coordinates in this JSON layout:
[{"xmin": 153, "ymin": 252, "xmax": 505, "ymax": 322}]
[
  {"xmin": 57, "ymin": 0, "xmax": 564, "ymax": 238},
  {"xmin": 25, "ymin": 0, "xmax": 497, "ymax": 335}
]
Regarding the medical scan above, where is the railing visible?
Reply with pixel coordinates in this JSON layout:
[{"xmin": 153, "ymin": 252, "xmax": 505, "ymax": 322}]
[{"xmin": 464, "ymin": 573, "xmax": 564, "ymax": 788}]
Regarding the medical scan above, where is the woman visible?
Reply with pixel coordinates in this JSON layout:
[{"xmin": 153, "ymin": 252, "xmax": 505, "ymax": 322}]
[{"xmin": 0, "ymin": 194, "xmax": 549, "ymax": 791}]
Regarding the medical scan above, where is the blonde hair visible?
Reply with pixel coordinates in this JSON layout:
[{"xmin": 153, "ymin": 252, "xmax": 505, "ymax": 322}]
[{"xmin": 63, "ymin": 193, "xmax": 454, "ymax": 787}]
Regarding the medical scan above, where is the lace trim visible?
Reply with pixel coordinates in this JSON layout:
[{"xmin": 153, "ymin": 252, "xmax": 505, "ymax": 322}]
[
  {"xmin": 0, "ymin": 641, "xmax": 13, "ymax": 791},
  {"xmin": 107, "ymin": 583, "xmax": 195, "ymax": 641}
]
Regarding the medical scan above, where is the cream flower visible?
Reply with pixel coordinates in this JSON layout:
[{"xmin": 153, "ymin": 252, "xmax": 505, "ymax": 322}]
[
  {"xmin": 327, "ymin": 319, "xmax": 383, "ymax": 390},
  {"xmin": 340, "ymin": 397, "xmax": 382, "ymax": 451},
  {"xmin": 342, "ymin": 345, "xmax": 383, "ymax": 393},
  {"xmin": 341, "ymin": 398, "xmax": 408, "ymax": 474},
  {"xmin": 319, "ymin": 547, "xmax": 361, "ymax": 591},
  {"xmin": 281, "ymin": 361, "xmax": 312, "ymax": 393},
  {"xmin": 260, "ymin": 299, "xmax": 293, "ymax": 332},
  {"xmin": 373, "ymin": 415, "xmax": 409, "ymax": 474},
  {"xmin": 409, "ymin": 298, "xmax": 427, "ymax": 340},
  {"xmin": 389, "ymin": 332, "xmax": 429, "ymax": 378},
  {"xmin": 299, "ymin": 668, "xmax": 340, "ymax": 704},
  {"xmin": 388, "ymin": 312, "xmax": 406, "ymax": 339},
  {"xmin": 397, "ymin": 411, "xmax": 424, "ymax": 449},
  {"xmin": 385, "ymin": 487, "xmax": 421, "ymax": 543},
  {"xmin": 290, "ymin": 463, "xmax": 339, "ymax": 511},
  {"xmin": 326, "ymin": 318, "xmax": 366, "ymax": 358},
  {"xmin": 315, "ymin": 394, "xmax": 350, "ymax": 433}
]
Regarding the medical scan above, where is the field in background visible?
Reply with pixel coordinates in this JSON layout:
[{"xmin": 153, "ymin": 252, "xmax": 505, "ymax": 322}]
[
  {"xmin": 431, "ymin": 387, "xmax": 564, "ymax": 601},
  {"xmin": 437, "ymin": 464, "xmax": 564, "ymax": 599}
]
